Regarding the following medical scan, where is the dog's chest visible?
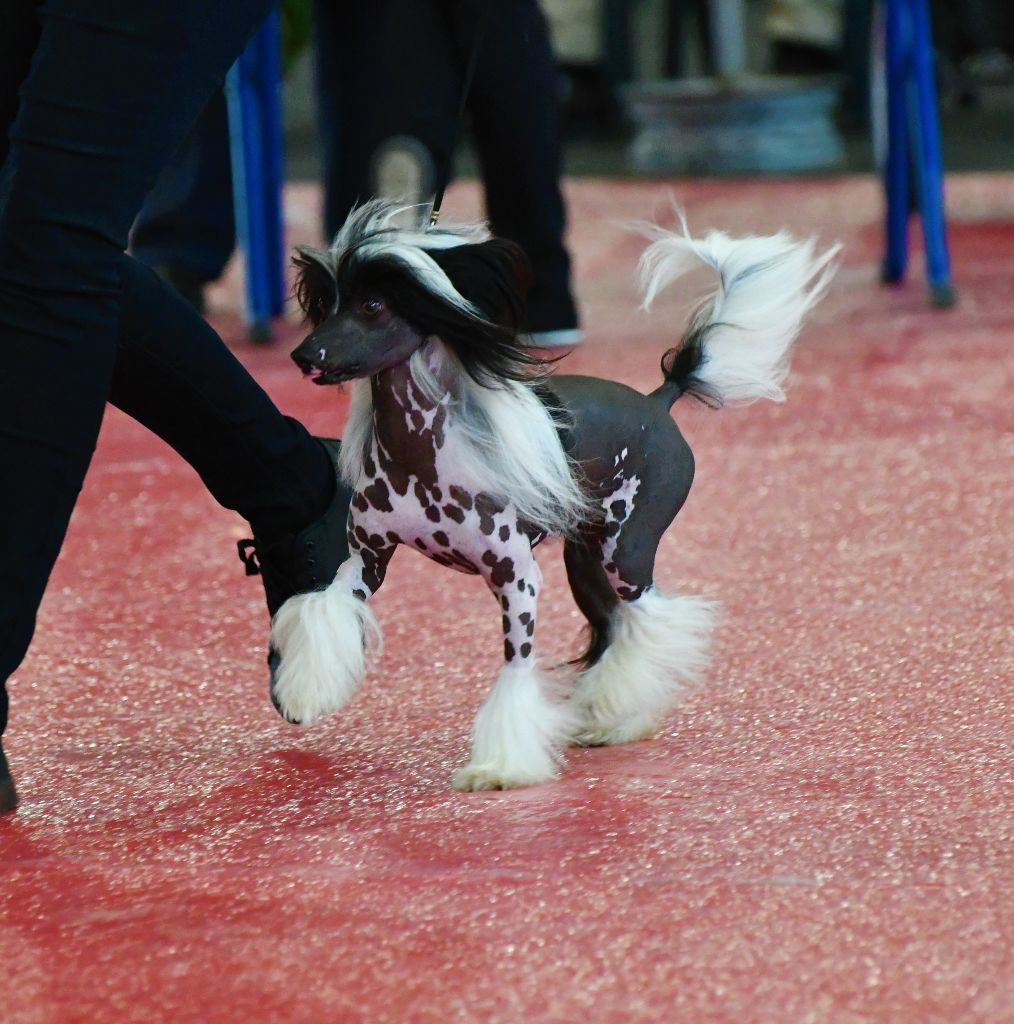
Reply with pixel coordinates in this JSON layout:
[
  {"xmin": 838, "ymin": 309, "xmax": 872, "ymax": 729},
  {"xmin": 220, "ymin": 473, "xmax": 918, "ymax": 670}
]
[{"xmin": 348, "ymin": 384, "xmax": 532, "ymax": 577}]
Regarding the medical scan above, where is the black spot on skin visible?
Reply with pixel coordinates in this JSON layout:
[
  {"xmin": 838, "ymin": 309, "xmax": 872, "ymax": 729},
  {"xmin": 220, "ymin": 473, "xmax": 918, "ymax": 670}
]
[
  {"xmin": 526, "ymin": 621, "xmax": 534, "ymax": 636},
  {"xmin": 349, "ymin": 534, "xmax": 361, "ymax": 550},
  {"xmin": 364, "ymin": 477, "xmax": 393, "ymax": 513},
  {"xmin": 425, "ymin": 505, "xmax": 441, "ymax": 523},
  {"xmin": 364, "ymin": 453, "xmax": 377, "ymax": 477},
  {"xmin": 474, "ymin": 493, "xmax": 501, "ymax": 536},
  {"xmin": 449, "ymin": 486, "xmax": 473, "ymax": 510},
  {"xmin": 352, "ymin": 493, "xmax": 369, "ymax": 513},
  {"xmin": 410, "ymin": 410, "xmax": 425, "ymax": 432},
  {"xmin": 504, "ymin": 640, "xmax": 516, "ymax": 661},
  {"xmin": 604, "ymin": 561, "xmax": 617, "ymax": 573},
  {"xmin": 481, "ymin": 552, "xmax": 516, "ymax": 588},
  {"xmin": 386, "ymin": 531, "xmax": 401, "ymax": 545},
  {"xmin": 431, "ymin": 553, "xmax": 454, "ymax": 567},
  {"xmin": 368, "ymin": 533, "xmax": 386, "ymax": 550},
  {"xmin": 617, "ymin": 585, "xmax": 641, "ymax": 599},
  {"xmin": 604, "ymin": 520, "xmax": 622, "ymax": 537},
  {"xmin": 518, "ymin": 612, "xmax": 531, "ymax": 625},
  {"xmin": 448, "ymin": 550, "xmax": 479, "ymax": 574},
  {"xmin": 359, "ymin": 546, "xmax": 387, "ymax": 592},
  {"xmin": 502, "ymin": 615, "xmax": 510, "ymax": 633},
  {"xmin": 353, "ymin": 588, "xmax": 367, "ymax": 601},
  {"xmin": 431, "ymin": 486, "xmax": 442, "ymax": 502},
  {"xmin": 355, "ymin": 526, "xmax": 370, "ymax": 545},
  {"xmin": 432, "ymin": 404, "xmax": 447, "ymax": 448},
  {"xmin": 415, "ymin": 538, "xmax": 428, "ymax": 551},
  {"xmin": 500, "ymin": 594, "xmax": 510, "ymax": 610},
  {"xmin": 498, "ymin": 524, "xmax": 510, "ymax": 542},
  {"xmin": 520, "ymin": 643, "xmax": 532, "ymax": 659},
  {"xmin": 433, "ymin": 530, "xmax": 450, "ymax": 547},
  {"xmin": 517, "ymin": 579, "xmax": 526, "ymax": 592},
  {"xmin": 414, "ymin": 481, "xmax": 429, "ymax": 506},
  {"xmin": 443, "ymin": 504, "xmax": 465, "ymax": 524},
  {"xmin": 527, "ymin": 584, "xmax": 535, "ymax": 596},
  {"xmin": 610, "ymin": 499, "xmax": 628, "ymax": 519}
]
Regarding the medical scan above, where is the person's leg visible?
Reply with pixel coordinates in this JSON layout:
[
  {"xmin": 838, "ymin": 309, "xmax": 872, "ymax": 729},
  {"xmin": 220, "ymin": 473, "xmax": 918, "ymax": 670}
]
[
  {"xmin": 459, "ymin": 0, "xmax": 580, "ymax": 341},
  {"xmin": 111, "ymin": 257, "xmax": 333, "ymax": 542},
  {"xmin": 314, "ymin": 0, "xmax": 459, "ymax": 237},
  {"xmin": 313, "ymin": 0, "xmax": 408, "ymax": 239},
  {"xmin": 130, "ymin": 87, "xmax": 236, "ymax": 307},
  {"xmin": 0, "ymin": 1, "xmax": 276, "ymax": 796}
]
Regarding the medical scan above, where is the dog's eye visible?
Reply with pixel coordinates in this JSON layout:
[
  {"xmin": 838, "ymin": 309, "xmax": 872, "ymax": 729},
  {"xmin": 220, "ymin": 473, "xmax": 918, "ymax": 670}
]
[{"xmin": 359, "ymin": 297, "xmax": 385, "ymax": 319}]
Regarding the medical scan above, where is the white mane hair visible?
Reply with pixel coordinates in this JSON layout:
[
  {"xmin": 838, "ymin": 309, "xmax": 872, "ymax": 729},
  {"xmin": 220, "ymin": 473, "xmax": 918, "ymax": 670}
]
[{"xmin": 338, "ymin": 339, "xmax": 593, "ymax": 538}]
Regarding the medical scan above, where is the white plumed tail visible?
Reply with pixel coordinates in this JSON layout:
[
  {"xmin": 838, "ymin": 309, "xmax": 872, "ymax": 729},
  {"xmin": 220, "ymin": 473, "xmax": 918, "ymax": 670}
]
[{"xmin": 638, "ymin": 216, "xmax": 840, "ymax": 405}]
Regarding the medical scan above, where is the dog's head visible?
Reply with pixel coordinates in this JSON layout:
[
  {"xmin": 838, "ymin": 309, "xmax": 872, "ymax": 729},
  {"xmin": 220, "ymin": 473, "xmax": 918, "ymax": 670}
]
[{"xmin": 290, "ymin": 201, "xmax": 542, "ymax": 388}]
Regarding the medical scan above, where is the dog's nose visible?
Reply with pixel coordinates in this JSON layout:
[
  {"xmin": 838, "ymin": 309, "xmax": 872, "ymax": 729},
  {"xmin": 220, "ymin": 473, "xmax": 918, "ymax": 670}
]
[{"xmin": 291, "ymin": 347, "xmax": 318, "ymax": 375}]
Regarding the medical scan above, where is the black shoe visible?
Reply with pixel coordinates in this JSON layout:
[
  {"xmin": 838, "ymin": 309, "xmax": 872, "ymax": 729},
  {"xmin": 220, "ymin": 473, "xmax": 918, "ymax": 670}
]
[
  {"xmin": 237, "ymin": 439, "xmax": 353, "ymax": 719},
  {"xmin": 0, "ymin": 742, "xmax": 17, "ymax": 816},
  {"xmin": 523, "ymin": 268, "xmax": 582, "ymax": 348},
  {"xmin": 237, "ymin": 439, "xmax": 353, "ymax": 618}
]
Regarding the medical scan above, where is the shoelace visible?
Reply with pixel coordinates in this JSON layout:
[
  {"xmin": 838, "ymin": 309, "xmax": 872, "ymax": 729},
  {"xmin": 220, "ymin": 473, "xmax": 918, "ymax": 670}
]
[{"xmin": 237, "ymin": 539, "xmax": 261, "ymax": 577}]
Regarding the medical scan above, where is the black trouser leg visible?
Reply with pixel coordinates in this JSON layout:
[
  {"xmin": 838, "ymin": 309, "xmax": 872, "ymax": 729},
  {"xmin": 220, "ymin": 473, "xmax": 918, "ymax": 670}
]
[
  {"xmin": 313, "ymin": 0, "xmax": 402, "ymax": 240},
  {"xmin": 111, "ymin": 257, "xmax": 332, "ymax": 541},
  {"xmin": 0, "ymin": 1, "xmax": 331, "ymax": 742},
  {"xmin": 313, "ymin": 0, "xmax": 578, "ymax": 334},
  {"xmin": 465, "ymin": 0, "xmax": 577, "ymax": 332}
]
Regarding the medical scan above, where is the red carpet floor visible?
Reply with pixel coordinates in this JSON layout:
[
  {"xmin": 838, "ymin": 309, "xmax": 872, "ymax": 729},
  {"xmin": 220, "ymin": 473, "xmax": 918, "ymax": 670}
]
[{"xmin": 2, "ymin": 177, "xmax": 1011, "ymax": 1023}]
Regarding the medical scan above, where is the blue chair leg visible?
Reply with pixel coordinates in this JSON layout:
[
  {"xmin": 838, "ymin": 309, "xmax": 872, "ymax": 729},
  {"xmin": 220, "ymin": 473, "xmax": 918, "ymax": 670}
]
[
  {"xmin": 882, "ymin": 0, "xmax": 911, "ymax": 285},
  {"xmin": 908, "ymin": 0, "xmax": 955, "ymax": 307},
  {"xmin": 226, "ymin": 10, "xmax": 286, "ymax": 343},
  {"xmin": 880, "ymin": 0, "xmax": 955, "ymax": 306}
]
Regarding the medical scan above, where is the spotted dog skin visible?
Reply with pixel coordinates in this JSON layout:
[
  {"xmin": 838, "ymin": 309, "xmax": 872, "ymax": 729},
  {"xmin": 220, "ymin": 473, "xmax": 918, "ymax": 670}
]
[
  {"xmin": 553, "ymin": 374, "xmax": 696, "ymax": 617},
  {"xmin": 345, "ymin": 363, "xmax": 553, "ymax": 668},
  {"xmin": 338, "ymin": 364, "xmax": 696, "ymax": 674}
]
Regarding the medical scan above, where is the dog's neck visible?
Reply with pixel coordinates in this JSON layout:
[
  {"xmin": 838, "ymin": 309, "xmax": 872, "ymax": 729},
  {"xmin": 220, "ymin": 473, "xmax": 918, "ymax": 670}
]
[{"xmin": 367, "ymin": 355, "xmax": 452, "ymax": 496}]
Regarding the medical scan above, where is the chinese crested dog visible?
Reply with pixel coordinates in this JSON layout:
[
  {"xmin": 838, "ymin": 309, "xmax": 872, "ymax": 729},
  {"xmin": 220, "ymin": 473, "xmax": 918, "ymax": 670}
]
[{"xmin": 270, "ymin": 200, "xmax": 837, "ymax": 790}]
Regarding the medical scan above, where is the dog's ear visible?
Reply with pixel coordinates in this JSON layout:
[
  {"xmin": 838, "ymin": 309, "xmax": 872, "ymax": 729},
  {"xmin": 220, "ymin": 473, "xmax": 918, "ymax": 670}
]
[
  {"xmin": 292, "ymin": 246, "xmax": 337, "ymax": 326},
  {"xmin": 428, "ymin": 238, "xmax": 533, "ymax": 334}
]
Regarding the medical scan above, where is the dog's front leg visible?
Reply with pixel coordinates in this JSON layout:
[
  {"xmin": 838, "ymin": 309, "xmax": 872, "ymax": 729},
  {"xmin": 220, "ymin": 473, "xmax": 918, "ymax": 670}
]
[
  {"xmin": 269, "ymin": 541, "xmax": 393, "ymax": 725},
  {"xmin": 453, "ymin": 549, "xmax": 576, "ymax": 792}
]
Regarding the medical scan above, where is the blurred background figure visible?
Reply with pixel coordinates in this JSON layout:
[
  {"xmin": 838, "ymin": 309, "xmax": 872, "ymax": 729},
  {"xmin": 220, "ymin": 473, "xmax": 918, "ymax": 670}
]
[
  {"xmin": 131, "ymin": 0, "xmax": 1014, "ymax": 322},
  {"xmin": 767, "ymin": 0, "xmax": 843, "ymax": 73},
  {"xmin": 130, "ymin": 89, "xmax": 234, "ymax": 314},
  {"xmin": 312, "ymin": 0, "xmax": 581, "ymax": 346}
]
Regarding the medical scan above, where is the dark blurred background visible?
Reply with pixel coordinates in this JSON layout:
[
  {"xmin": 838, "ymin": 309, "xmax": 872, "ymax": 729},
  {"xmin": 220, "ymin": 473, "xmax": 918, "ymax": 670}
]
[{"xmin": 282, "ymin": 0, "xmax": 1014, "ymax": 179}]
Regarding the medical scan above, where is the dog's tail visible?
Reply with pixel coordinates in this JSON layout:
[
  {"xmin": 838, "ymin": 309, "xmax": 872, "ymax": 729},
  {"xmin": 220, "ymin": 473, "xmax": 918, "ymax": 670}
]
[{"xmin": 638, "ymin": 216, "xmax": 840, "ymax": 410}]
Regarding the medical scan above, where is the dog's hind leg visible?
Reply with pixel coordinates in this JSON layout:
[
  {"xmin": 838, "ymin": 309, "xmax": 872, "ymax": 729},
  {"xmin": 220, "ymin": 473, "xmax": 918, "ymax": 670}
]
[
  {"xmin": 569, "ymin": 506, "xmax": 717, "ymax": 748},
  {"xmin": 453, "ymin": 544, "xmax": 577, "ymax": 792},
  {"xmin": 564, "ymin": 536, "xmax": 620, "ymax": 671}
]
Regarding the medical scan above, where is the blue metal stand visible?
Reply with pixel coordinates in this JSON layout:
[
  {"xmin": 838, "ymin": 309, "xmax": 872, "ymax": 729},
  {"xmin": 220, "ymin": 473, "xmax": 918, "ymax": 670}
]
[
  {"xmin": 881, "ymin": 0, "xmax": 955, "ymax": 307},
  {"xmin": 226, "ymin": 11, "xmax": 286, "ymax": 343}
]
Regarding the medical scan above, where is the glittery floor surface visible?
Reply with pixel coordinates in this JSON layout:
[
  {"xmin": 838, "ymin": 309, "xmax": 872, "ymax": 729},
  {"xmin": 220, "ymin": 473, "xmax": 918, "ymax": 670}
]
[{"xmin": 2, "ymin": 178, "xmax": 1012, "ymax": 1023}]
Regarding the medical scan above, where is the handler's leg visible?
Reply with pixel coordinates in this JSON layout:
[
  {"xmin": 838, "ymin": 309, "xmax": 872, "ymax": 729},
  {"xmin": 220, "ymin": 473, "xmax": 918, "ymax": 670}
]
[{"xmin": 0, "ymin": 1, "xmax": 275, "ymax": 809}]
